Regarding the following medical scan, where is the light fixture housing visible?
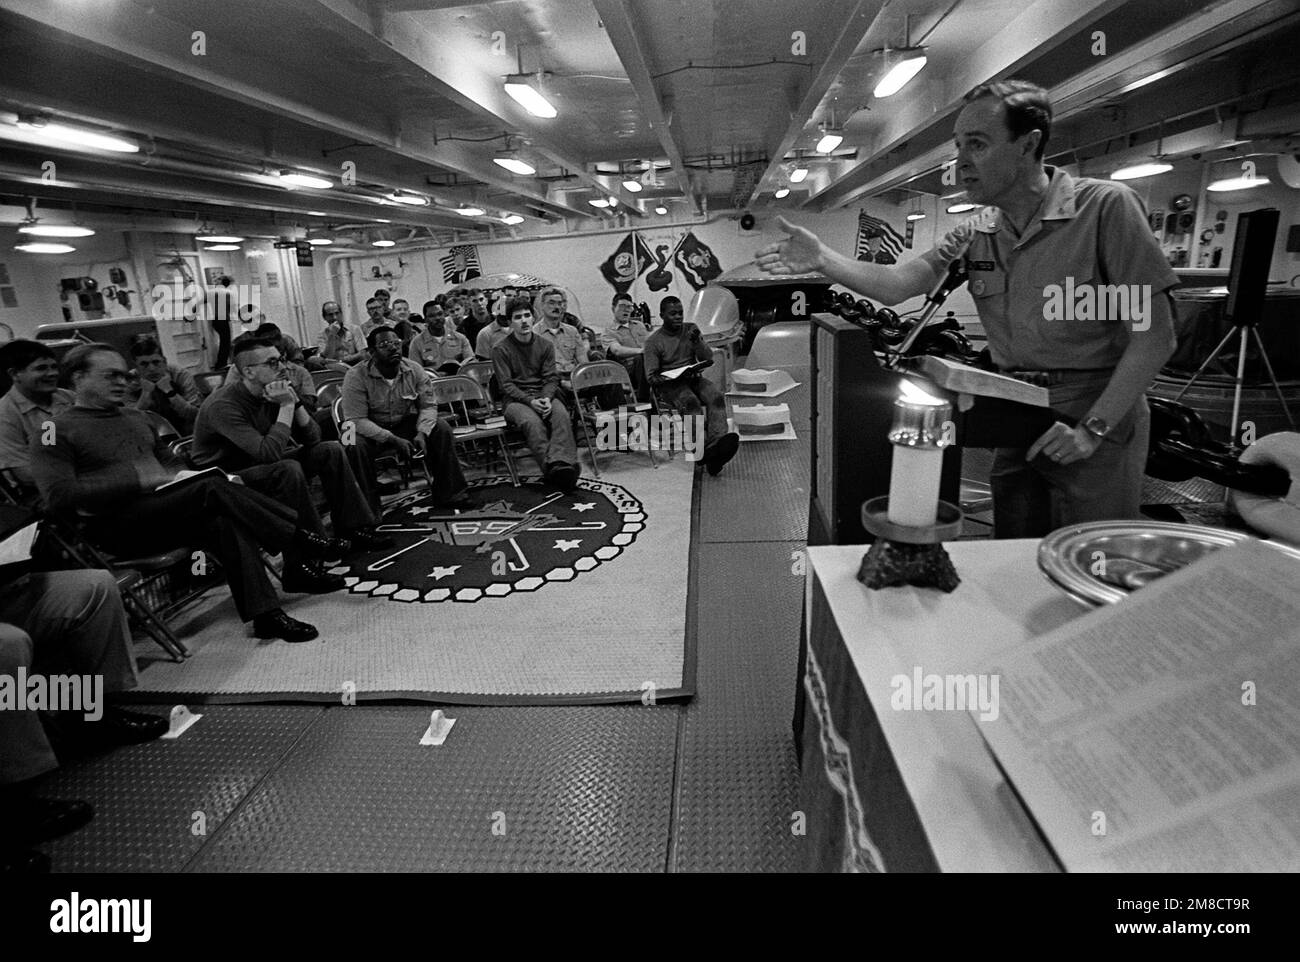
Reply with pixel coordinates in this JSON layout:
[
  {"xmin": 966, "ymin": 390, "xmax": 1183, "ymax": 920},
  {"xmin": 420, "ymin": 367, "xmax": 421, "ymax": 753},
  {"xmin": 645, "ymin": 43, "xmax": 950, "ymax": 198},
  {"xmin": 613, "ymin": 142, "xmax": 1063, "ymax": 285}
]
[
  {"xmin": 501, "ymin": 214, "xmax": 525, "ymax": 225},
  {"xmin": 7, "ymin": 116, "xmax": 138, "ymax": 153},
  {"xmin": 386, "ymin": 191, "xmax": 430, "ymax": 206},
  {"xmin": 589, "ymin": 197, "xmax": 611, "ymax": 208},
  {"xmin": 18, "ymin": 223, "xmax": 95, "ymax": 237},
  {"xmin": 774, "ymin": 187, "xmax": 790, "ymax": 199},
  {"xmin": 504, "ymin": 74, "xmax": 558, "ymax": 119},
  {"xmin": 622, "ymin": 179, "xmax": 642, "ymax": 193},
  {"xmin": 1111, "ymin": 161, "xmax": 1173, "ymax": 181},
  {"xmin": 905, "ymin": 211, "xmax": 926, "ymax": 221},
  {"xmin": 946, "ymin": 202, "xmax": 978, "ymax": 214},
  {"xmin": 372, "ymin": 239, "xmax": 396, "ymax": 247},
  {"xmin": 789, "ymin": 167, "xmax": 809, "ymax": 184},
  {"xmin": 1207, "ymin": 174, "xmax": 1271, "ymax": 192},
  {"xmin": 307, "ymin": 238, "xmax": 333, "ymax": 246},
  {"xmin": 494, "ymin": 155, "xmax": 536, "ymax": 176},
  {"xmin": 873, "ymin": 50, "xmax": 928, "ymax": 98},
  {"xmin": 655, "ymin": 205, "xmax": 668, "ymax": 215},
  {"xmin": 15, "ymin": 242, "xmax": 76, "ymax": 254},
  {"xmin": 454, "ymin": 206, "xmax": 485, "ymax": 216},
  {"xmin": 204, "ymin": 244, "xmax": 240, "ymax": 252},
  {"xmin": 199, "ymin": 235, "xmax": 246, "ymax": 243},
  {"xmin": 816, "ymin": 127, "xmax": 843, "ymax": 154},
  {"xmin": 306, "ymin": 211, "xmax": 327, "ymax": 216},
  {"xmin": 279, "ymin": 171, "xmax": 333, "ymax": 189}
]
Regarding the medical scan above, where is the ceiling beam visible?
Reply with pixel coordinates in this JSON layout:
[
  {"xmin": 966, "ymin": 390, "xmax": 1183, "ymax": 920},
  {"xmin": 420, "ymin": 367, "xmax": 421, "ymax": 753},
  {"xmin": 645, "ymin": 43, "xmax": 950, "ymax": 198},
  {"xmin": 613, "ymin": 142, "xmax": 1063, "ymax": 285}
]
[
  {"xmin": 737, "ymin": 0, "xmax": 885, "ymax": 210},
  {"xmin": 305, "ymin": 0, "xmax": 648, "ymax": 216},
  {"xmin": 0, "ymin": 0, "xmax": 591, "ymax": 220},
  {"xmin": 590, "ymin": 0, "xmax": 690, "ymax": 203},
  {"xmin": 808, "ymin": 0, "xmax": 1130, "ymax": 210}
]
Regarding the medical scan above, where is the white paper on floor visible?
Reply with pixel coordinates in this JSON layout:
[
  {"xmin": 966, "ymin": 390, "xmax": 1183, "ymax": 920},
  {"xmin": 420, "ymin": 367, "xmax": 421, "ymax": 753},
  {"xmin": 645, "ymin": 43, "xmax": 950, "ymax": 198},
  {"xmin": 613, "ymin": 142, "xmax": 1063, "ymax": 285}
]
[{"xmin": 727, "ymin": 368, "xmax": 800, "ymax": 398}]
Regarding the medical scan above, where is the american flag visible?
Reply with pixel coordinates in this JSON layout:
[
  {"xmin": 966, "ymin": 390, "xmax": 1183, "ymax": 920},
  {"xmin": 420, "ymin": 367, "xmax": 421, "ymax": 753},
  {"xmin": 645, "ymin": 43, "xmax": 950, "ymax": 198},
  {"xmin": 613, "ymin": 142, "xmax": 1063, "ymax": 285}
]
[
  {"xmin": 439, "ymin": 245, "xmax": 482, "ymax": 284},
  {"xmin": 854, "ymin": 210, "xmax": 906, "ymax": 265}
]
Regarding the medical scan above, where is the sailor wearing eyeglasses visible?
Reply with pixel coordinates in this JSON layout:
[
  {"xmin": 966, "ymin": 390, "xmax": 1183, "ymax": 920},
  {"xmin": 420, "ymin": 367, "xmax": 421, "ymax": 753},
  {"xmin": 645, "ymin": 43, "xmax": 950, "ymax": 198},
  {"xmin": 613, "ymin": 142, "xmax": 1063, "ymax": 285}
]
[{"xmin": 192, "ymin": 333, "xmax": 386, "ymax": 551}]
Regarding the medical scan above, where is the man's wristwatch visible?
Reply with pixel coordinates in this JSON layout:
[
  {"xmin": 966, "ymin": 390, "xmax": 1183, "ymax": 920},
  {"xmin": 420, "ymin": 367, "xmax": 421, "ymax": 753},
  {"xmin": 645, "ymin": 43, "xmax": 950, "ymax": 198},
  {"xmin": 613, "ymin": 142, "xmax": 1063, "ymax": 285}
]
[{"xmin": 1082, "ymin": 416, "xmax": 1111, "ymax": 440}]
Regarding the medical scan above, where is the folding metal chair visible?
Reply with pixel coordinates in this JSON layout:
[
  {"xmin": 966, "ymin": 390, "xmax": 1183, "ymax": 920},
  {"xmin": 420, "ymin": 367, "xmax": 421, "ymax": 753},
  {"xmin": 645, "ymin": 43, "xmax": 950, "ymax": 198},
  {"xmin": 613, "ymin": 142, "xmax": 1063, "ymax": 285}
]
[
  {"xmin": 332, "ymin": 396, "xmax": 416, "ymax": 489},
  {"xmin": 571, "ymin": 361, "xmax": 657, "ymax": 476},
  {"xmin": 0, "ymin": 470, "xmax": 191, "ymax": 661},
  {"xmin": 425, "ymin": 375, "xmax": 519, "ymax": 486}
]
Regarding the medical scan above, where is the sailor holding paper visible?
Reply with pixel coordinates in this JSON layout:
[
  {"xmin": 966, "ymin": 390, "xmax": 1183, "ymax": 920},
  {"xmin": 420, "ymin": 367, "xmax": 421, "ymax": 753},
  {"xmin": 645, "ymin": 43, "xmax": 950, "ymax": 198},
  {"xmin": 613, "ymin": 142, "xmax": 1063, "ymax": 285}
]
[
  {"xmin": 645, "ymin": 296, "xmax": 740, "ymax": 476},
  {"xmin": 756, "ymin": 80, "xmax": 1178, "ymax": 537}
]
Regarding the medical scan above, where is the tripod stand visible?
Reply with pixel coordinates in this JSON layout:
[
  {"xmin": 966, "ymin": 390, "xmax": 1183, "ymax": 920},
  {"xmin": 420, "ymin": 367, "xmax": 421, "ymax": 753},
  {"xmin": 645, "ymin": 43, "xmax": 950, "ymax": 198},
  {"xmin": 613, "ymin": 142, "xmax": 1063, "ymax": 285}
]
[{"xmin": 1172, "ymin": 309, "xmax": 1296, "ymax": 452}]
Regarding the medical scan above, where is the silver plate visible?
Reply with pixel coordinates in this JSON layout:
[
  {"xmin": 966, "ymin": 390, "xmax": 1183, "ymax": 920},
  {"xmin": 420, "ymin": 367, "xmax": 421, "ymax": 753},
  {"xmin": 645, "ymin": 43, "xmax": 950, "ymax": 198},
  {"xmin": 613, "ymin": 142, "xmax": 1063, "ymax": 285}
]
[{"xmin": 1037, "ymin": 520, "xmax": 1300, "ymax": 607}]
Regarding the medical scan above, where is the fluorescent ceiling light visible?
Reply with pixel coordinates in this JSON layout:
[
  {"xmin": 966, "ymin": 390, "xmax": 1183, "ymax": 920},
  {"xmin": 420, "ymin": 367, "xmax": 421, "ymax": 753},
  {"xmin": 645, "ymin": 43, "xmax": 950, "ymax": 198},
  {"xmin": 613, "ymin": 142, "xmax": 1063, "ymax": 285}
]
[
  {"xmin": 789, "ymin": 167, "xmax": 809, "ymax": 184},
  {"xmin": 18, "ymin": 224, "xmax": 95, "ymax": 237},
  {"xmin": 200, "ymin": 235, "xmax": 245, "ymax": 243},
  {"xmin": 589, "ymin": 197, "xmax": 611, "ymax": 208},
  {"xmin": 946, "ymin": 202, "xmax": 978, "ymax": 214},
  {"xmin": 15, "ymin": 242, "xmax": 76, "ymax": 253},
  {"xmin": 307, "ymin": 238, "xmax": 333, "ymax": 246},
  {"xmin": 8, "ymin": 117, "xmax": 138, "ymax": 153},
  {"xmin": 1111, "ymin": 161, "xmax": 1172, "ymax": 180},
  {"xmin": 279, "ymin": 171, "xmax": 333, "ymax": 189},
  {"xmin": 454, "ymin": 206, "xmax": 484, "ymax": 216},
  {"xmin": 504, "ymin": 75, "xmax": 558, "ymax": 119},
  {"xmin": 655, "ymin": 206, "xmax": 668, "ymax": 215},
  {"xmin": 494, "ymin": 156, "xmax": 536, "ymax": 176},
  {"xmin": 306, "ymin": 211, "xmax": 327, "ymax": 216},
  {"xmin": 874, "ymin": 52, "xmax": 927, "ymax": 98},
  {"xmin": 501, "ymin": 214, "xmax": 525, "ymax": 225},
  {"xmin": 372, "ymin": 239, "xmax": 395, "ymax": 247},
  {"xmin": 622, "ymin": 179, "xmax": 642, "ymax": 192},
  {"xmin": 204, "ymin": 244, "xmax": 240, "ymax": 251},
  {"xmin": 374, "ymin": 218, "xmax": 391, "ymax": 224},
  {"xmin": 387, "ymin": 191, "xmax": 430, "ymax": 206},
  {"xmin": 774, "ymin": 187, "xmax": 790, "ymax": 199},
  {"xmin": 815, "ymin": 130, "xmax": 843, "ymax": 154},
  {"xmin": 1207, "ymin": 175, "xmax": 1270, "ymax": 191},
  {"xmin": 905, "ymin": 211, "xmax": 926, "ymax": 221}
]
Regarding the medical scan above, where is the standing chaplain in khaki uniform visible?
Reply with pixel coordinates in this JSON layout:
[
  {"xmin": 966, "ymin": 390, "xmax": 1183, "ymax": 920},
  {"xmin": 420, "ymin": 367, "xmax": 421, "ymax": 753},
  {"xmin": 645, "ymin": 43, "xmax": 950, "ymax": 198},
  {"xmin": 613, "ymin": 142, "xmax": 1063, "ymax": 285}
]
[{"xmin": 757, "ymin": 79, "xmax": 1179, "ymax": 538}]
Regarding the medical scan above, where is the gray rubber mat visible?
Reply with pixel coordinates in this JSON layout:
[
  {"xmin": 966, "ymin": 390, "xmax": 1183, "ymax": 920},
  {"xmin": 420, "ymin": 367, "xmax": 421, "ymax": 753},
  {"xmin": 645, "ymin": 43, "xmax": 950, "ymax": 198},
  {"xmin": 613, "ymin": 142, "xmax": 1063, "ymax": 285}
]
[
  {"xmin": 670, "ymin": 541, "xmax": 805, "ymax": 872},
  {"xmin": 187, "ymin": 705, "xmax": 680, "ymax": 872},
  {"xmin": 699, "ymin": 366, "xmax": 812, "ymax": 544},
  {"xmin": 39, "ymin": 706, "xmax": 323, "ymax": 873}
]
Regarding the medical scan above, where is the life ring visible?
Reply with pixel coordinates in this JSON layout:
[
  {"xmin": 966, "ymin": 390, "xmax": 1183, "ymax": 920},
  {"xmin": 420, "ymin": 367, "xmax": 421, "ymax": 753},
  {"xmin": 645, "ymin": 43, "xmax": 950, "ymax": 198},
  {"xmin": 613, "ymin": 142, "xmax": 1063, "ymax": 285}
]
[{"xmin": 1230, "ymin": 432, "xmax": 1300, "ymax": 546}]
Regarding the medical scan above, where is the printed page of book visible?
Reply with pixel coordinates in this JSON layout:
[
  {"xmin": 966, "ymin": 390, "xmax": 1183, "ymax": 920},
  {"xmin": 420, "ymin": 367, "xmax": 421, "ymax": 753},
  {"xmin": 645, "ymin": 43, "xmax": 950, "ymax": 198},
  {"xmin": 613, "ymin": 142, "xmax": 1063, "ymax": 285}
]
[
  {"xmin": 915, "ymin": 355, "xmax": 1050, "ymax": 407},
  {"xmin": 976, "ymin": 539, "xmax": 1300, "ymax": 872}
]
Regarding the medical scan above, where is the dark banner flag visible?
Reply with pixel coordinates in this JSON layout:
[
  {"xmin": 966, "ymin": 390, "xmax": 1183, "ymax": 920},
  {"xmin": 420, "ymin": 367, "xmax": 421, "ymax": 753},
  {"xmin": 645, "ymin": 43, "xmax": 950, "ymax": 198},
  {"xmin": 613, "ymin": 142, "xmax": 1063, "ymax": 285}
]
[
  {"xmin": 599, "ymin": 232, "xmax": 654, "ymax": 293},
  {"xmin": 673, "ymin": 232, "xmax": 722, "ymax": 290}
]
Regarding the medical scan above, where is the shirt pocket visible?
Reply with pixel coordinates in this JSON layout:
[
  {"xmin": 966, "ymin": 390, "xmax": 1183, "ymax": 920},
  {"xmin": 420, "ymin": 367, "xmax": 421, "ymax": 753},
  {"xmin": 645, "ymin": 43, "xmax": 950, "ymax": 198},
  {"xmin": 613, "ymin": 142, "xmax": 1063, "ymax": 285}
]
[{"xmin": 967, "ymin": 270, "xmax": 1006, "ymax": 300}]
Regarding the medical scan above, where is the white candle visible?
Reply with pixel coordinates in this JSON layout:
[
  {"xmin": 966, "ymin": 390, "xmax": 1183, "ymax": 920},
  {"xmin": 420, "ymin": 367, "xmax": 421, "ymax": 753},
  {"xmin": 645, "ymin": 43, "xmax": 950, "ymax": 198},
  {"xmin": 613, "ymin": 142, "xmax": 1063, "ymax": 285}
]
[
  {"xmin": 886, "ymin": 380, "xmax": 951, "ymax": 528},
  {"xmin": 888, "ymin": 445, "xmax": 943, "ymax": 526}
]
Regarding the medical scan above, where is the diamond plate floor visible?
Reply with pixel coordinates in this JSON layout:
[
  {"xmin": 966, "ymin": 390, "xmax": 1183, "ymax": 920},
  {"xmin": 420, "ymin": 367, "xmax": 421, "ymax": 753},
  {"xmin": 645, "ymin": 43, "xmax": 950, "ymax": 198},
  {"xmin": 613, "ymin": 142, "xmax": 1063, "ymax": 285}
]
[
  {"xmin": 670, "ymin": 541, "xmax": 805, "ymax": 872},
  {"xmin": 186, "ymin": 705, "xmax": 679, "ymax": 872},
  {"xmin": 37, "ymin": 706, "xmax": 323, "ymax": 873}
]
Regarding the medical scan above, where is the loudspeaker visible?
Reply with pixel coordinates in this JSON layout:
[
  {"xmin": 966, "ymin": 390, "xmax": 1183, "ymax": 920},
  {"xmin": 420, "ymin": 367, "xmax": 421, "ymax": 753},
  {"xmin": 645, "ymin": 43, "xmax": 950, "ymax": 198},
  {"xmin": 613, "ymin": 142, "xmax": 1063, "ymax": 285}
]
[
  {"xmin": 1178, "ymin": 212, "xmax": 1196, "ymax": 232},
  {"xmin": 739, "ymin": 212, "xmax": 756, "ymax": 231},
  {"xmin": 1225, "ymin": 208, "xmax": 1280, "ymax": 324},
  {"xmin": 808, "ymin": 314, "xmax": 960, "ymax": 544}
]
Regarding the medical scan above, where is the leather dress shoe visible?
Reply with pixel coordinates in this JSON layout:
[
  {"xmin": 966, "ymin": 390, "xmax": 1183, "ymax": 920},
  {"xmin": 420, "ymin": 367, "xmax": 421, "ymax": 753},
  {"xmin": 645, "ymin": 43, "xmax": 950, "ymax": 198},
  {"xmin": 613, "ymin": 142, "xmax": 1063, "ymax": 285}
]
[
  {"xmin": 704, "ymin": 432, "xmax": 741, "ymax": 476},
  {"xmin": 374, "ymin": 480, "xmax": 401, "ymax": 496},
  {"xmin": 281, "ymin": 559, "xmax": 347, "ymax": 594},
  {"xmin": 293, "ymin": 529, "xmax": 351, "ymax": 560},
  {"xmin": 102, "ymin": 707, "xmax": 169, "ymax": 745},
  {"xmin": 5, "ymin": 797, "xmax": 94, "ymax": 847},
  {"xmin": 339, "ymin": 527, "xmax": 395, "ymax": 551},
  {"xmin": 545, "ymin": 463, "xmax": 580, "ymax": 493},
  {"xmin": 252, "ymin": 609, "xmax": 319, "ymax": 643},
  {"xmin": 1, "ymin": 848, "xmax": 50, "ymax": 874}
]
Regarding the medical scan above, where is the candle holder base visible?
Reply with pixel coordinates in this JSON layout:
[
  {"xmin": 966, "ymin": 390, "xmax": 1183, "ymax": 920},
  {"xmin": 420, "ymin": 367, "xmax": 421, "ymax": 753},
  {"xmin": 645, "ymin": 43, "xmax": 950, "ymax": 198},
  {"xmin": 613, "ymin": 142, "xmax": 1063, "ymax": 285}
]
[{"xmin": 857, "ymin": 497, "xmax": 964, "ymax": 592}]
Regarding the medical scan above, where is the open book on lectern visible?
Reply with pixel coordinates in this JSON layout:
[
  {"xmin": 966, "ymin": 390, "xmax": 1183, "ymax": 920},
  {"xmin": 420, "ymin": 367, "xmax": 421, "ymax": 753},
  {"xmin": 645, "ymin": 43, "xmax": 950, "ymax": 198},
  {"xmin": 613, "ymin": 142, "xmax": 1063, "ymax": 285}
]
[
  {"xmin": 909, "ymin": 355, "xmax": 1050, "ymax": 408},
  {"xmin": 902, "ymin": 356, "xmax": 1067, "ymax": 449}
]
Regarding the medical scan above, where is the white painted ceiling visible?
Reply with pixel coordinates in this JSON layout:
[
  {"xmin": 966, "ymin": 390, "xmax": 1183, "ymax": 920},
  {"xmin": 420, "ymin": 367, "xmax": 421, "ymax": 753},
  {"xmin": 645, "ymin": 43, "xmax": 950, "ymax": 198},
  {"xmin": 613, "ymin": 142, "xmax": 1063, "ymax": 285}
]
[{"xmin": 0, "ymin": 0, "xmax": 1296, "ymax": 244}]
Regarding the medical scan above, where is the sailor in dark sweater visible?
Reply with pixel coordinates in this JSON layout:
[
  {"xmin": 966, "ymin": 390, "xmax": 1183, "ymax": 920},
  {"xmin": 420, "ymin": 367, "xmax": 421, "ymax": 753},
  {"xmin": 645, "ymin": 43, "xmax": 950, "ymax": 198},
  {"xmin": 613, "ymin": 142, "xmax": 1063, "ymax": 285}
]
[
  {"xmin": 29, "ymin": 344, "xmax": 346, "ymax": 644},
  {"xmin": 491, "ymin": 297, "xmax": 580, "ymax": 492},
  {"xmin": 644, "ymin": 296, "xmax": 739, "ymax": 475},
  {"xmin": 192, "ymin": 335, "xmax": 385, "ymax": 552}
]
